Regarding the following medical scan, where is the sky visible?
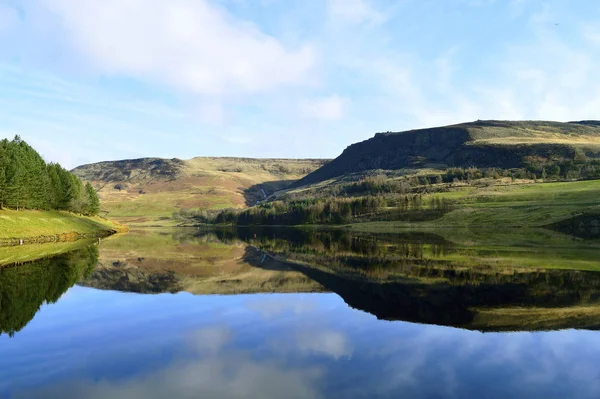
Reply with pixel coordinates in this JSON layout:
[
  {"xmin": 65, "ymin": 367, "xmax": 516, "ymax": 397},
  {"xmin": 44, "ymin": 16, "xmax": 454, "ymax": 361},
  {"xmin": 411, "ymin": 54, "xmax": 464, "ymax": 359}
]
[{"xmin": 1, "ymin": 0, "xmax": 600, "ymax": 168}]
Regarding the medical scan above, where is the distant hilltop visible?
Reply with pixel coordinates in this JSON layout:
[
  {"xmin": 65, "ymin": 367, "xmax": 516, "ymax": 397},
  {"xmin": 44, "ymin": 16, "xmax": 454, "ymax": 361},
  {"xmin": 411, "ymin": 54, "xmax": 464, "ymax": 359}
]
[
  {"xmin": 293, "ymin": 120, "xmax": 600, "ymax": 187},
  {"xmin": 72, "ymin": 157, "xmax": 328, "ymax": 227}
]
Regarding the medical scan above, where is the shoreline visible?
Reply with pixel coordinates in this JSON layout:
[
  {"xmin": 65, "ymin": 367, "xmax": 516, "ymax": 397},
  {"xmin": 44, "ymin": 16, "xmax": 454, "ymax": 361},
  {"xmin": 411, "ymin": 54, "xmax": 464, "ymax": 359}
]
[
  {"xmin": 0, "ymin": 209, "xmax": 129, "ymax": 247},
  {"xmin": 0, "ymin": 229, "xmax": 121, "ymax": 247}
]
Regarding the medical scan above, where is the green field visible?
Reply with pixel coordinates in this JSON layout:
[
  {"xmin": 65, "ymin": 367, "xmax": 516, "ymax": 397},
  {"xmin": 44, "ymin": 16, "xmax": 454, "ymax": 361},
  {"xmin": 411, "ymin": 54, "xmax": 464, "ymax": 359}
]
[
  {"xmin": 347, "ymin": 179, "xmax": 600, "ymax": 229},
  {"xmin": 0, "ymin": 209, "xmax": 126, "ymax": 243}
]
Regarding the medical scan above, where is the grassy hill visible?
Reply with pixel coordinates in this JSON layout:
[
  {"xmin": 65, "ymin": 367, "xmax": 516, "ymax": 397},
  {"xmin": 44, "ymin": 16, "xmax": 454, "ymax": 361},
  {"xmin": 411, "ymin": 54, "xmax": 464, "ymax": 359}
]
[
  {"xmin": 294, "ymin": 120, "xmax": 600, "ymax": 187},
  {"xmin": 339, "ymin": 179, "xmax": 600, "ymax": 230},
  {"xmin": 0, "ymin": 209, "xmax": 126, "ymax": 245},
  {"xmin": 72, "ymin": 157, "xmax": 327, "ymax": 226},
  {"xmin": 209, "ymin": 121, "xmax": 600, "ymax": 229}
]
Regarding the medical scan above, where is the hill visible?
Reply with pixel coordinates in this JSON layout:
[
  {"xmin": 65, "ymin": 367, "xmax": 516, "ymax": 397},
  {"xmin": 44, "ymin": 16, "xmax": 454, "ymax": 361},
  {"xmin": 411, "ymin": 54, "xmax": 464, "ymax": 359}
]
[
  {"xmin": 293, "ymin": 120, "xmax": 600, "ymax": 187},
  {"xmin": 72, "ymin": 157, "xmax": 327, "ymax": 226}
]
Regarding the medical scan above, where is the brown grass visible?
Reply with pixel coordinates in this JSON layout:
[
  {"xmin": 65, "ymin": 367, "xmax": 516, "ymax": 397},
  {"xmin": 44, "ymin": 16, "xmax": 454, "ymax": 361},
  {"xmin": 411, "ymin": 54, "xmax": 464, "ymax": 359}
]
[{"xmin": 76, "ymin": 157, "xmax": 327, "ymax": 226}]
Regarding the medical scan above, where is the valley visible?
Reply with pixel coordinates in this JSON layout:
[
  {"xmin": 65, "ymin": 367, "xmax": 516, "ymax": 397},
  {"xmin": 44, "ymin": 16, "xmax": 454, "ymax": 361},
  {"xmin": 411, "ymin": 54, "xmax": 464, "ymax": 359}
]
[{"xmin": 72, "ymin": 157, "xmax": 327, "ymax": 227}]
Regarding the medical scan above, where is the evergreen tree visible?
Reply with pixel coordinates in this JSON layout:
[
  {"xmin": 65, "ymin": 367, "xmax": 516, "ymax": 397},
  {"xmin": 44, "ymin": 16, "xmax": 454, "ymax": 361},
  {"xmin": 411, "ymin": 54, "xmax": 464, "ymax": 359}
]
[
  {"xmin": 0, "ymin": 167, "xmax": 5, "ymax": 209},
  {"xmin": 0, "ymin": 136, "xmax": 100, "ymax": 215},
  {"xmin": 85, "ymin": 182, "xmax": 100, "ymax": 215}
]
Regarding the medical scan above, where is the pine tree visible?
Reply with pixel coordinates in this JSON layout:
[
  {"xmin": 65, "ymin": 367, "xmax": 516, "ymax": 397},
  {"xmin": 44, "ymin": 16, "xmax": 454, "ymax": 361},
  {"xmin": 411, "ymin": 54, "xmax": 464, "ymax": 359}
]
[
  {"xmin": 0, "ymin": 136, "xmax": 99, "ymax": 213},
  {"xmin": 86, "ymin": 183, "xmax": 100, "ymax": 216},
  {"xmin": 0, "ymin": 167, "xmax": 5, "ymax": 209}
]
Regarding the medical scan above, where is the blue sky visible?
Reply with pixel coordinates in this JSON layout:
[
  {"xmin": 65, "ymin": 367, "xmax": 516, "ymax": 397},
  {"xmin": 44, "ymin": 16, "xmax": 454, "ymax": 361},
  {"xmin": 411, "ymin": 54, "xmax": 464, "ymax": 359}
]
[{"xmin": 1, "ymin": 0, "xmax": 599, "ymax": 168}]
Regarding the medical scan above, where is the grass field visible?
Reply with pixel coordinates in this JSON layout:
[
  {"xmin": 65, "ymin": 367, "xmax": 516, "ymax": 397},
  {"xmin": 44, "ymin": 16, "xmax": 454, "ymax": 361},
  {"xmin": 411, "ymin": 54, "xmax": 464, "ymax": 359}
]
[
  {"xmin": 74, "ymin": 157, "xmax": 327, "ymax": 226},
  {"xmin": 0, "ymin": 209, "xmax": 126, "ymax": 243},
  {"xmin": 344, "ymin": 179, "xmax": 600, "ymax": 229}
]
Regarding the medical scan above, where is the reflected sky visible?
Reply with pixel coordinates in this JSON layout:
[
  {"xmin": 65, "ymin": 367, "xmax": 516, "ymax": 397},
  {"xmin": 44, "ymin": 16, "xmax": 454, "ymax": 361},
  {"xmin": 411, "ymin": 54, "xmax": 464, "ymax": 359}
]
[{"xmin": 2, "ymin": 287, "xmax": 600, "ymax": 399}]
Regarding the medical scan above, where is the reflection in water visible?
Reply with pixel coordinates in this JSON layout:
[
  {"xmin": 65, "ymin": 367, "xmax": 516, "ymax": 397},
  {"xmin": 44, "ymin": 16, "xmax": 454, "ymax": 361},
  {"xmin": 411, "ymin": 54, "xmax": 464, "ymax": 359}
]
[
  {"xmin": 228, "ymin": 228, "xmax": 600, "ymax": 331},
  {"xmin": 3, "ymin": 289, "xmax": 600, "ymax": 399},
  {"xmin": 16, "ymin": 324, "xmax": 324, "ymax": 399},
  {"xmin": 82, "ymin": 229, "xmax": 325, "ymax": 295},
  {"xmin": 75, "ymin": 227, "xmax": 600, "ymax": 332},
  {"xmin": 3, "ymin": 227, "xmax": 600, "ymax": 335},
  {"xmin": 0, "ymin": 244, "xmax": 98, "ymax": 337},
  {"xmin": 2, "ymin": 228, "xmax": 600, "ymax": 398}
]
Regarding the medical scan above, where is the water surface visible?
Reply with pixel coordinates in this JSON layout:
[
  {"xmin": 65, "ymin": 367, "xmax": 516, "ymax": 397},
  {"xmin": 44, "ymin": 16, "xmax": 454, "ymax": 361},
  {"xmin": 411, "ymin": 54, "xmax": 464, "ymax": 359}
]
[{"xmin": 2, "ymin": 228, "xmax": 600, "ymax": 398}]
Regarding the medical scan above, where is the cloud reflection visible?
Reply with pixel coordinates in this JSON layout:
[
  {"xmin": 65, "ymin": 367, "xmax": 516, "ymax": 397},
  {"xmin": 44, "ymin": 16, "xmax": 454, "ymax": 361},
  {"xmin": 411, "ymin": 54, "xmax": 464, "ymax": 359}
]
[
  {"xmin": 14, "ymin": 326, "xmax": 324, "ymax": 399},
  {"xmin": 245, "ymin": 295, "xmax": 319, "ymax": 319},
  {"xmin": 7, "ymin": 291, "xmax": 600, "ymax": 399},
  {"xmin": 295, "ymin": 330, "xmax": 352, "ymax": 360}
]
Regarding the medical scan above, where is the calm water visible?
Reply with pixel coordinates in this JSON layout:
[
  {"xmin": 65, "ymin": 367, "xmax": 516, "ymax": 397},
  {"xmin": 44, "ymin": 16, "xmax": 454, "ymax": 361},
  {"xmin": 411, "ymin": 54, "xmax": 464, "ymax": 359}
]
[{"xmin": 2, "ymin": 228, "xmax": 600, "ymax": 398}]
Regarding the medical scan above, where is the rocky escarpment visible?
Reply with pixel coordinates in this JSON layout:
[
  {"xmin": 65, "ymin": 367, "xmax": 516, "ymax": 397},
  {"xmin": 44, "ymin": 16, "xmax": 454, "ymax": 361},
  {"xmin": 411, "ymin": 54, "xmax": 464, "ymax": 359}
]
[
  {"xmin": 72, "ymin": 157, "xmax": 185, "ymax": 183},
  {"xmin": 293, "ymin": 120, "xmax": 600, "ymax": 187}
]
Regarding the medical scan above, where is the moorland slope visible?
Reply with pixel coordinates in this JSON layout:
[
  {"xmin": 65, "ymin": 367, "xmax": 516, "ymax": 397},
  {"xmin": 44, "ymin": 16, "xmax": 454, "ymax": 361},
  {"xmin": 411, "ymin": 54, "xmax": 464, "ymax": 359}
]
[
  {"xmin": 294, "ymin": 120, "xmax": 600, "ymax": 187},
  {"xmin": 73, "ymin": 157, "xmax": 327, "ymax": 226}
]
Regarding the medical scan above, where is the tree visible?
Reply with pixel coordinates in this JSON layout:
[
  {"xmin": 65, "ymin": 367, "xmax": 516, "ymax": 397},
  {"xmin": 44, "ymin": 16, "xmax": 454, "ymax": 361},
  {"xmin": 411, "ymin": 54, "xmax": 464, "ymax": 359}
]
[
  {"xmin": 548, "ymin": 165, "xmax": 561, "ymax": 177},
  {"xmin": 86, "ymin": 183, "xmax": 100, "ymax": 216},
  {"xmin": 0, "ymin": 137, "xmax": 98, "ymax": 213},
  {"xmin": 0, "ymin": 167, "xmax": 5, "ymax": 209}
]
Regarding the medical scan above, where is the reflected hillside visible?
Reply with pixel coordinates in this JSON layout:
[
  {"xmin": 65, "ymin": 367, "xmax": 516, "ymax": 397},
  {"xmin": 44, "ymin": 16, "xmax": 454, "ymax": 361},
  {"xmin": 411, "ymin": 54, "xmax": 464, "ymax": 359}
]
[
  {"xmin": 80, "ymin": 229, "xmax": 325, "ymax": 294},
  {"xmin": 0, "ymin": 243, "xmax": 98, "ymax": 337},
  {"xmin": 231, "ymin": 227, "xmax": 600, "ymax": 332},
  {"xmin": 78, "ymin": 226, "xmax": 600, "ymax": 332},
  {"xmin": 231, "ymin": 227, "xmax": 600, "ymax": 272}
]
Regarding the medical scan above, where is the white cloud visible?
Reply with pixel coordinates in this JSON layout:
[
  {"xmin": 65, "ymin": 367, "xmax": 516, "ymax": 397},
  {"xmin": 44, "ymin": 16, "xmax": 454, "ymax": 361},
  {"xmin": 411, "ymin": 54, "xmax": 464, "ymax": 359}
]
[
  {"xmin": 0, "ymin": 4, "xmax": 19, "ymax": 35},
  {"xmin": 295, "ymin": 330, "xmax": 352, "ymax": 359},
  {"xmin": 26, "ymin": 136, "xmax": 76, "ymax": 167},
  {"xmin": 41, "ymin": 0, "xmax": 316, "ymax": 96},
  {"xmin": 222, "ymin": 135, "xmax": 252, "ymax": 145},
  {"xmin": 583, "ymin": 25, "xmax": 600, "ymax": 45},
  {"xmin": 508, "ymin": 0, "xmax": 531, "ymax": 18},
  {"xmin": 328, "ymin": 0, "xmax": 384, "ymax": 25},
  {"xmin": 299, "ymin": 95, "xmax": 347, "ymax": 121},
  {"xmin": 464, "ymin": 0, "xmax": 497, "ymax": 7},
  {"xmin": 196, "ymin": 102, "xmax": 226, "ymax": 125},
  {"xmin": 352, "ymin": 2, "xmax": 600, "ymax": 129}
]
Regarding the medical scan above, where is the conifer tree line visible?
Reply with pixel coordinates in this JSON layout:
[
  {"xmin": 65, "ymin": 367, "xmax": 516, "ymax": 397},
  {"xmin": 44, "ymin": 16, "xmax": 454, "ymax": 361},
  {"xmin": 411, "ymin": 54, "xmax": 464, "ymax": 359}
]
[{"xmin": 0, "ymin": 136, "xmax": 100, "ymax": 215}]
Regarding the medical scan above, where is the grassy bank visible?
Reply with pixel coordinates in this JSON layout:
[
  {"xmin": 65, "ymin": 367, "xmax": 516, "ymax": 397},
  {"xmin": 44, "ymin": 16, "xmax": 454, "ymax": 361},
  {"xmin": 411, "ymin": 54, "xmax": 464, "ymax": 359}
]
[
  {"xmin": 0, "ymin": 209, "xmax": 127, "ymax": 245},
  {"xmin": 208, "ymin": 178, "xmax": 600, "ymax": 230},
  {"xmin": 337, "ymin": 179, "xmax": 600, "ymax": 229}
]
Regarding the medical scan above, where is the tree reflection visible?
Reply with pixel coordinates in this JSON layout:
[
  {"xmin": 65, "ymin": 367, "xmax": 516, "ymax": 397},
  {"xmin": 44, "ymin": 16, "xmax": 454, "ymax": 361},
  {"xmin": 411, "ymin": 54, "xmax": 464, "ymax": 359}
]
[{"xmin": 0, "ymin": 244, "xmax": 99, "ymax": 337}]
